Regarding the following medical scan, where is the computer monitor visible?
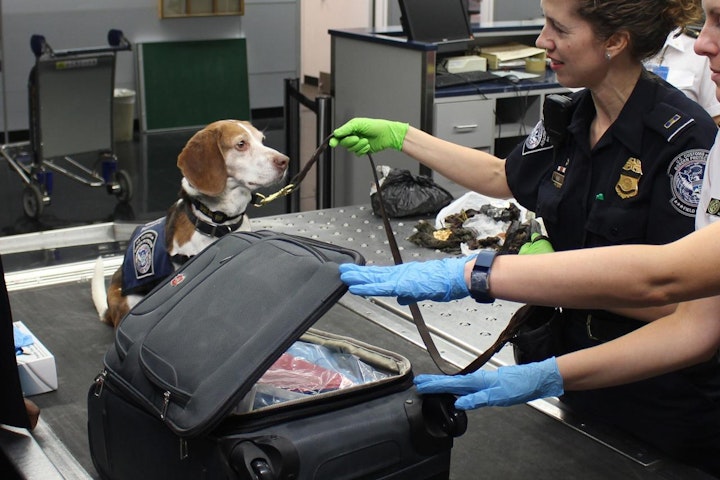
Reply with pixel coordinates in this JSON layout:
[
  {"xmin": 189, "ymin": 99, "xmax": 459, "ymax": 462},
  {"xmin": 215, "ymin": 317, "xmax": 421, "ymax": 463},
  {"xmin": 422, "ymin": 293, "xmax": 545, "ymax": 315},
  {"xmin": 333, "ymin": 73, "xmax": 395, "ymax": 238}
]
[{"xmin": 399, "ymin": 0, "xmax": 473, "ymax": 44}]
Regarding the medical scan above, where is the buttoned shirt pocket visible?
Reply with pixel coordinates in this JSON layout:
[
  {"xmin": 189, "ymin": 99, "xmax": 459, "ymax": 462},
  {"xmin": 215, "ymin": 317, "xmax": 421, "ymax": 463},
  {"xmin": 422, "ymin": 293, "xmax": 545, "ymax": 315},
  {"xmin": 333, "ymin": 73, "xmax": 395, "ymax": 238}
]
[
  {"xmin": 585, "ymin": 203, "xmax": 648, "ymax": 246},
  {"xmin": 534, "ymin": 179, "xmax": 562, "ymax": 225}
]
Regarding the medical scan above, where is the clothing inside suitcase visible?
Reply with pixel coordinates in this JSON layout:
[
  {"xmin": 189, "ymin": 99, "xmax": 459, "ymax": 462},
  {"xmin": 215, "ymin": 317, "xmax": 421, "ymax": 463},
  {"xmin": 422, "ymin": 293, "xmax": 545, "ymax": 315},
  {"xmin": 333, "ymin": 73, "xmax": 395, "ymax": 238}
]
[
  {"xmin": 237, "ymin": 328, "xmax": 410, "ymax": 413},
  {"xmin": 88, "ymin": 231, "xmax": 465, "ymax": 480}
]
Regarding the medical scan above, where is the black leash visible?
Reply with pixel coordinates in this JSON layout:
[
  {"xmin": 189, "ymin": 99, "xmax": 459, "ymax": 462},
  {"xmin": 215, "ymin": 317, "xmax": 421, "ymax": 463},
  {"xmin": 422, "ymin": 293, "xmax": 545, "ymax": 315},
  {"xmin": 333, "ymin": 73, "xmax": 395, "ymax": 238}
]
[
  {"xmin": 252, "ymin": 135, "xmax": 333, "ymax": 207},
  {"xmin": 365, "ymin": 152, "xmax": 460, "ymax": 375},
  {"xmin": 260, "ymin": 134, "xmax": 522, "ymax": 375},
  {"xmin": 367, "ymin": 152, "xmax": 526, "ymax": 375}
]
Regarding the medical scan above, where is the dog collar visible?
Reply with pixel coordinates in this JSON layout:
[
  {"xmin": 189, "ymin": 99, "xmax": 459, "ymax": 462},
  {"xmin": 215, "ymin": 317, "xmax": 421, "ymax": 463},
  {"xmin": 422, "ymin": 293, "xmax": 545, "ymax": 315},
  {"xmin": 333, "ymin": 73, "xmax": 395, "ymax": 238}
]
[
  {"xmin": 184, "ymin": 194, "xmax": 244, "ymax": 224},
  {"xmin": 183, "ymin": 199, "xmax": 246, "ymax": 238},
  {"xmin": 171, "ymin": 253, "xmax": 192, "ymax": 265}
]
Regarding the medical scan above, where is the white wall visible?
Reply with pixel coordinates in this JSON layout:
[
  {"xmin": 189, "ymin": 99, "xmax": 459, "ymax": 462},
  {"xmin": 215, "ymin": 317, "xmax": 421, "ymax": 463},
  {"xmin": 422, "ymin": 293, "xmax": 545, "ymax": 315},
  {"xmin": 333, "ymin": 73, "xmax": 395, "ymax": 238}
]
[
  {"xmin": 300, "ymin": 0, "xmax": 372, "ymax": 81},
  {"xmin": 0, "ymin": 0, "xmax": 299, "ymax": 131},
  {"xmin": 492, "ymin": 0, "xmax": 542, "ymax": 21}
]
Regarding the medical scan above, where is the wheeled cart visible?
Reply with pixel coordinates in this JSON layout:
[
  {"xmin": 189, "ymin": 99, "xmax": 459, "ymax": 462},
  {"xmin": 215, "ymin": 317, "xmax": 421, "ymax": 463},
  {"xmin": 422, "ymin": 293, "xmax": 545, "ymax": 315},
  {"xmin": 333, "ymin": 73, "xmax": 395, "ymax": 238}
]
[{"xmin": 1, "ymin": 29, "xmax": 133, "ymax": 219}]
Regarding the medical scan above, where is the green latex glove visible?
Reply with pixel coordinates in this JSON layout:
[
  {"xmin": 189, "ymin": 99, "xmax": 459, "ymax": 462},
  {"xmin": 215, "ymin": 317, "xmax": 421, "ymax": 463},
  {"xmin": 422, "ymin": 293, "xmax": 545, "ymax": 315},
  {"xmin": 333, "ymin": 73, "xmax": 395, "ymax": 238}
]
[
  {"xmin": 330, "ymin": 118, "xmax": 409, "ymax": 155},
  {"xmin": 518, "ymin": 232, "xmax": 554, "ymax": 255}
]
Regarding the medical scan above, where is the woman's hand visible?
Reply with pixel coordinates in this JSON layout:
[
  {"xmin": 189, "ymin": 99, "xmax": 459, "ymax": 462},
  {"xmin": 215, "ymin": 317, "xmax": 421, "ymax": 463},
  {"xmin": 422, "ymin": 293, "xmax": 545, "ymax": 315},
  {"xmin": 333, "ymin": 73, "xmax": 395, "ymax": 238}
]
[
  {"xmin": 330, "ymin": 117, "xmax": 409, "ymax": 155},
  {"xmin": 339, "ymin": 256, "xmax": 475, "ymax": 305}
]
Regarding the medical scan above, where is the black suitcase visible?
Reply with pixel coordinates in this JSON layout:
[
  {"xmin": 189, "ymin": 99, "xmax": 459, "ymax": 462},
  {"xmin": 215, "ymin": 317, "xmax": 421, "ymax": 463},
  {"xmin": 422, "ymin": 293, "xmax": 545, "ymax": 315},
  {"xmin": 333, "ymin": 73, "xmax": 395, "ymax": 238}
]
[{"xmin": 87, "ymin": 231, "xmax": 466, "ymax": 479}]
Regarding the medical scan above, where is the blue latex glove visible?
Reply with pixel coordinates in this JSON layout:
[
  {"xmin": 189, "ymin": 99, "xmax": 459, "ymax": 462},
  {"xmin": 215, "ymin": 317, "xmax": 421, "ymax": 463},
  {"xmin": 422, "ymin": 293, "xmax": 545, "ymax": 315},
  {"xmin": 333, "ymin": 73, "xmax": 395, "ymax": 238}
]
[
  {"xmin": 13, "ymin": 325, "xmax": 34, "ymax": 356},
  {"xmin": 339, "ymin": 255, "xmax": 475, "ymax": 305},
  {"xmin": 414, "ymin": 357, "xmax": 564, "ymax": 409}
]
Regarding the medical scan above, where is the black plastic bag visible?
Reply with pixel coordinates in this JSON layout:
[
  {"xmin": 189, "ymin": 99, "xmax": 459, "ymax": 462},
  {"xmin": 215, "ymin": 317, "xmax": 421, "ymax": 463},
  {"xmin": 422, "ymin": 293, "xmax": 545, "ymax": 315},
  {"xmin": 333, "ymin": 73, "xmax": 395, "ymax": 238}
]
[{"xmin": 370, "ymin": 167, "xmax": 453, "ymax": 218}]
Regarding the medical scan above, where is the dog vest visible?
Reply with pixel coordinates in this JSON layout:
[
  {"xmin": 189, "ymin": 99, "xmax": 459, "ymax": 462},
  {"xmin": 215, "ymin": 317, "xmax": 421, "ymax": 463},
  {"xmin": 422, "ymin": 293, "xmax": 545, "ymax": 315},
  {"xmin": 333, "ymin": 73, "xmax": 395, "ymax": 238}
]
[{"xmin": 121, "ymin": 218, "xmax": 175, "ymax": 295}]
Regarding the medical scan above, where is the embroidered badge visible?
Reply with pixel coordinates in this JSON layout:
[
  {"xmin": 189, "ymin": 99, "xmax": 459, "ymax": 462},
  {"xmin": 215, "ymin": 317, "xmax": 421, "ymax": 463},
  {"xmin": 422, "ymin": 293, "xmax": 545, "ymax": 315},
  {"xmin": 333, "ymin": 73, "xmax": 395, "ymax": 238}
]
[
  {"xmin": 708, "ymin": 198, "xmax": 720, "ymax": 216},
  {"xmin": 667, "ymin": 148, "xmax": 707, "ymax": 217},
  {"xmin": 615, "ymin": 157, "xmax": 642, "ymax": 199},
  {"xmin": 133, "ymin": 229, "xmax": 159, "ymax": 280},
  {"xmin": 522, "ymin": 121, "xmax": 554, "ymax": 155}
]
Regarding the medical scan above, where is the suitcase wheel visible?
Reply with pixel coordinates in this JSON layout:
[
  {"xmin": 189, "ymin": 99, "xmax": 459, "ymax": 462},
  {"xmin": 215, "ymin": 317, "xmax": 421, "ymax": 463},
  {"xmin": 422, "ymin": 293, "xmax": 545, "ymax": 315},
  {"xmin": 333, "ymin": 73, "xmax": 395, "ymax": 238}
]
[
  {"xmin": 250, "ymin": 459, "xmax": 274, "ymax": 480},
  {"xmin": 224, "ymin": 437, "xmax": 299, "ymax": 480},
  {"xmin": 422, "ymin": 394, "xmax": 468, "ymax": 438},
  {"xmin": 406, "ymin": 393, "xmax": 468, "ymax": 456}
]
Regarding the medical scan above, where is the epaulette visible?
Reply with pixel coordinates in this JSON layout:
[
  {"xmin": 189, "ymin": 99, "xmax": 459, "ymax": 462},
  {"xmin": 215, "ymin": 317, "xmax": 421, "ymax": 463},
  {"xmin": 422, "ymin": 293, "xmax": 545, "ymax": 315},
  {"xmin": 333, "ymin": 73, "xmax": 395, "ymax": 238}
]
[{"xmin": 647, "ymin": 102, "xmax": 696, "ymax": 143}]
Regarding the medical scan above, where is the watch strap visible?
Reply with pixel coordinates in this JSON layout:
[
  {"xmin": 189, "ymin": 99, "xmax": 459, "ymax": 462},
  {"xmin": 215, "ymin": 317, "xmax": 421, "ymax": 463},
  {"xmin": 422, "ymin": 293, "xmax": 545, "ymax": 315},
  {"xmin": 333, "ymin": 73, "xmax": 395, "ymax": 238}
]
[{"xmin": 469, "ymin": 250, "xmax": 497, "ymax": 303}]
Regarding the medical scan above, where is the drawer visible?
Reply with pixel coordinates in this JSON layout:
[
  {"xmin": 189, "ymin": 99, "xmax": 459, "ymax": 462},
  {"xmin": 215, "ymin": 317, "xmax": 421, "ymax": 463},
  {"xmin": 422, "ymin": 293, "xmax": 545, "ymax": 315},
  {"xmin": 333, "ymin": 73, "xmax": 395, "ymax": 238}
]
[{"xmin": 434, "ymin": 99, "xmax": 495, "ymax": 148}]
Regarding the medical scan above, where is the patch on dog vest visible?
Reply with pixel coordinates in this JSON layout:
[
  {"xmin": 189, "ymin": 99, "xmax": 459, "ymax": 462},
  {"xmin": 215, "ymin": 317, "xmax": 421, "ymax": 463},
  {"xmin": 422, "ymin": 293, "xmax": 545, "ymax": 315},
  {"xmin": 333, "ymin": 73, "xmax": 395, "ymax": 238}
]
[{"xmin": 121, "ymin": 218, "xmax": 174, "ymax": 295}]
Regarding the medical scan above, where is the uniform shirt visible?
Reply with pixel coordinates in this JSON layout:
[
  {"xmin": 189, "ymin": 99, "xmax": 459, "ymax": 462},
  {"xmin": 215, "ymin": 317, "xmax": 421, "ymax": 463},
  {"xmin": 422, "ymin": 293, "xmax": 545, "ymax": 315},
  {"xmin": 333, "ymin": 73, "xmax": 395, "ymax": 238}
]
[
  {"xmin": 505, "ymin": 72, "xmax": 716, "ymax": 252},
  {"xmin": 645, "ymin": 29, "xmax": 720, "ymax": 120},
  {"xmin": 697, "ymin": 129, "xmax": 720, "ymax": 229},
  {"xmin": 507, "ymin": 76, "xmax": 720, "ymax": 471}
]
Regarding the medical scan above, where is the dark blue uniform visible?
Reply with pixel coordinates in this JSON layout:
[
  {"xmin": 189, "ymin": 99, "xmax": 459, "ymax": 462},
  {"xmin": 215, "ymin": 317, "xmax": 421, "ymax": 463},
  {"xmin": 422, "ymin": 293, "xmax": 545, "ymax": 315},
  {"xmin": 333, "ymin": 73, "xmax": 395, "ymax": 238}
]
[
  {"xmin": 121, "ymin": 217, "xmax": 175, "ymax": 295},
  {"xmin": 506, "ymin": 71, "xmax": 720, "ymax": 475}
]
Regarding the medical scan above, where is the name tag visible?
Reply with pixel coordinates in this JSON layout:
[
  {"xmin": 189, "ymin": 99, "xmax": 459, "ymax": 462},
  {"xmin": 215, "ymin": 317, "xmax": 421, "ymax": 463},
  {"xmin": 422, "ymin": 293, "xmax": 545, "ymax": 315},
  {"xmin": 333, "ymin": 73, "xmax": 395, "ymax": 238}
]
[{"xmin": 648, "ymin": 64, "xmax": 669, "ymax": 80}]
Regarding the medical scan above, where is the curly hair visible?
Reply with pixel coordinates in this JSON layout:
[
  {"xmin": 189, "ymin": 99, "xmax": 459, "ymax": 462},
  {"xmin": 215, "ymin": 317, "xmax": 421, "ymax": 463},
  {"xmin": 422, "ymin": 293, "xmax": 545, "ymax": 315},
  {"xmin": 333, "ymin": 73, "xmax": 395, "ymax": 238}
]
[{"xmin": 575, "ymin": 0, "xmax": 704, "ymax": 60}]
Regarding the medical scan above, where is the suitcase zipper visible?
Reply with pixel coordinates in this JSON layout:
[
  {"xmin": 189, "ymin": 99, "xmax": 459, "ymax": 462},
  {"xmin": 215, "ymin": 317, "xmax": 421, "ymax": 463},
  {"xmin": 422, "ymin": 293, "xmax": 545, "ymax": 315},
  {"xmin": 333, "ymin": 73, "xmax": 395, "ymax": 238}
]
[
  {"xmin": 102, "ymin": 366, "xmax": 186, "ymax": 422},
  {"xmin": 161, "ymin": 391, "xmax": 171, "ymax": 420},
  {"xmin": 93, "ymin": 369, "xmax": 191, "ymax": 461},
  {"xmin": 93, "ymin": 369, "xmax": 107, "ymax": 397}
]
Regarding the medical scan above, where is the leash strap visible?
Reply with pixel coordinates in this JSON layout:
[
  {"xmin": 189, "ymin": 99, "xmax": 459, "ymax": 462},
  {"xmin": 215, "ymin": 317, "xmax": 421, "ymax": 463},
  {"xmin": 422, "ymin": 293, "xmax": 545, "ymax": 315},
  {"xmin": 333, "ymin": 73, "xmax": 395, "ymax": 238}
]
[
  {"xmin": 366, "ymin": 153, "xmax": 459, "ymax": 374},
  {"xmin": 365, "ymin": 152, "xmax": 536, "ymax": 375},
  {"xmin": 263, "ymin": 134, "xmax": 528, "ymax": 375},
  {"xmin": 252, "ymin": 135, "xmax": 333, "ymax": 207}
]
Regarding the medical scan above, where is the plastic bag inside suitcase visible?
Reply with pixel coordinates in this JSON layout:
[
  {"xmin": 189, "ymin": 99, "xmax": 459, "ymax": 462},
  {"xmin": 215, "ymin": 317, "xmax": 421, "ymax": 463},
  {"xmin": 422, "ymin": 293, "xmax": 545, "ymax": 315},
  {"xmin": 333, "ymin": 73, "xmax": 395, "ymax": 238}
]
[{"xmin": 88, "ymin": 231, "xmax": 466, "ymax": 480}]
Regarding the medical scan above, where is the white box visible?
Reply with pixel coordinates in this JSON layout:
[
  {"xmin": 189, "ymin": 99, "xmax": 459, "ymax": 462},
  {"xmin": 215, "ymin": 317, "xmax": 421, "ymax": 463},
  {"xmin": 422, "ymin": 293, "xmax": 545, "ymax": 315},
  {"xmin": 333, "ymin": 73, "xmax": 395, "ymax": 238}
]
[
  {"xmin": 14, "ymin": 321, "xmax": 58, "ymax": 396},
  {"xmin": 478, "ymin": 43, "xmax": 546, "ymax": 70},
  {"xmin": 443, "ymin": 55, "xmax": 487, "ymax": 73}
]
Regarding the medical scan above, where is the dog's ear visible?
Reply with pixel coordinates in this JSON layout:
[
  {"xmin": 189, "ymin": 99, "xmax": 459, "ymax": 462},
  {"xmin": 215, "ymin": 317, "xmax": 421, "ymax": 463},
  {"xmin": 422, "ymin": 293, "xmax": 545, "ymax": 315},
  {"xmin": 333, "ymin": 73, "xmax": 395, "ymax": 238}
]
[{"xmin": 177, "ymin": 128, "xmax": 227, "ymax": 196}]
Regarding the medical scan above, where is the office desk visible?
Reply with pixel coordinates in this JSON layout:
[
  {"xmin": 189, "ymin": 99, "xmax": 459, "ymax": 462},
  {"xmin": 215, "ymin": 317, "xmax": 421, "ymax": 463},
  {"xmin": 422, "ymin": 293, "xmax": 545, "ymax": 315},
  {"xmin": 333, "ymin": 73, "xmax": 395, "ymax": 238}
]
[{"xmin": 330, "ymin": 22, "xmax": 569, "ymax": 207}]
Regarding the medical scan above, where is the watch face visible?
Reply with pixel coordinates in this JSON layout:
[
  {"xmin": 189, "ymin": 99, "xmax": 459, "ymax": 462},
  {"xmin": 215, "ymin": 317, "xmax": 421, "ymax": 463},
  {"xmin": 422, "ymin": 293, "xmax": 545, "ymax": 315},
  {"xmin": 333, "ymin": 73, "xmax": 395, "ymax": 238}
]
[
  {"xmin": 474, "ymin": 249, "xmax": 497, "ymax": 269},
  {"xmin": 470, "ymin": 251, "xmax": 496, "ymax": 303}
]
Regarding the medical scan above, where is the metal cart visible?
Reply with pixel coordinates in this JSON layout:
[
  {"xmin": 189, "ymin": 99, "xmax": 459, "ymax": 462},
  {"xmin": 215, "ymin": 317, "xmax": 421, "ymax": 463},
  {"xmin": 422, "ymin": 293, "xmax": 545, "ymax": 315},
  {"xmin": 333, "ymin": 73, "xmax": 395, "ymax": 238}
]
[{"xmin": 1, "ymin": 29, "xmax": 133, "ymax": 219}]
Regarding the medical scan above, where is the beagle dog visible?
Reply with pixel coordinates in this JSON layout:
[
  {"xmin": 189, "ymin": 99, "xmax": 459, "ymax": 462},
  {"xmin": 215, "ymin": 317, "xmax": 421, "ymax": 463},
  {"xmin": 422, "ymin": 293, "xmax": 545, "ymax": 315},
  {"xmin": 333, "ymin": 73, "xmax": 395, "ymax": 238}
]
[{"xmin": 92, "ymin": 119, "xmax": 289, "ymax": 328}]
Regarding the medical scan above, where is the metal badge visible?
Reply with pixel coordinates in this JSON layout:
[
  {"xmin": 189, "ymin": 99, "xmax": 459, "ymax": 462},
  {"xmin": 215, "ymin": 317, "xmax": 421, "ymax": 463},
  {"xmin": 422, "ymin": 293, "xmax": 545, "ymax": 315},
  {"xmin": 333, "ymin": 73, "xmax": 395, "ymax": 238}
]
[
  {"xmin": 551, "ymin": 162, "xmax": 568, "ymax": 188},
  {"xmin": 615, "ymin": 157, "xmax": 642, "ymax": 199}
]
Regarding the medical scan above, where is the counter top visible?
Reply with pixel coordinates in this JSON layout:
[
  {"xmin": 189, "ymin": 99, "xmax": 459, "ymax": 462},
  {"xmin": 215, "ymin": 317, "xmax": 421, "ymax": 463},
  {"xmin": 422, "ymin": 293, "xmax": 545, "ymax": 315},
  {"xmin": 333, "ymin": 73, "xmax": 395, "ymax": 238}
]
[
  {"xmin": 329, "ymin": 19, "xmax": 546, "ymax": 51},
  {"xmin": 252, "ymin": 204, "xmax": 522, "ymax": 369}
]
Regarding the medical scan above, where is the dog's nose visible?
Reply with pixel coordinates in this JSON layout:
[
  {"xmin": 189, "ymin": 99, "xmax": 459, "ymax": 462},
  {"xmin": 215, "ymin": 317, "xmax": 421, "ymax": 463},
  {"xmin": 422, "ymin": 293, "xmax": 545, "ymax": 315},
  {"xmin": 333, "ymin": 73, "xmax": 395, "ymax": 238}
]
[{"xmin": 275, "ymin": 154, "xmax": 289, "ymax": 170}]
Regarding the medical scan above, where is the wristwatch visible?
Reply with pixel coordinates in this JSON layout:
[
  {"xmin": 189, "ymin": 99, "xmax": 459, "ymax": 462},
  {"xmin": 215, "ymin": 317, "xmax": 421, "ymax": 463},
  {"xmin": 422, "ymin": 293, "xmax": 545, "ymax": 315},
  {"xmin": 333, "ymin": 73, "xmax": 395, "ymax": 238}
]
[{"xmin": 469, "ymin": 250, "xmax": 497, "ymax": 303}]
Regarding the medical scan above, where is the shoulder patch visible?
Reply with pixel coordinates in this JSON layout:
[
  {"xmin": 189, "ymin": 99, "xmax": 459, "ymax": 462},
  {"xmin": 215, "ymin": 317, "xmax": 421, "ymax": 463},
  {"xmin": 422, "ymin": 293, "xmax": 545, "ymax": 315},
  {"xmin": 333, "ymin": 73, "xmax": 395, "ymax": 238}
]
[
  {"xmin": 121, "ymin": 217, "xmax": 175, "ymax": 294},
  {"xmin": 522, "ymin": 121, "xmax": 554, "ymax": 155},
  {"xmin": 667, "ymin": 148, "xmax": 708, "ymax": 217}
]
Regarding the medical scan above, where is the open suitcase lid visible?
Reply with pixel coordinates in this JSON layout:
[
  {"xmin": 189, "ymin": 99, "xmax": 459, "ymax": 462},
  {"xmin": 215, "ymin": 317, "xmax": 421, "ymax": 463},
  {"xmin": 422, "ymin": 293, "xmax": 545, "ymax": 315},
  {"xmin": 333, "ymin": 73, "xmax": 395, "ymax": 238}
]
[{"xmin": 103, "ymin": 231, "xmax": 365, "ymax": 437}]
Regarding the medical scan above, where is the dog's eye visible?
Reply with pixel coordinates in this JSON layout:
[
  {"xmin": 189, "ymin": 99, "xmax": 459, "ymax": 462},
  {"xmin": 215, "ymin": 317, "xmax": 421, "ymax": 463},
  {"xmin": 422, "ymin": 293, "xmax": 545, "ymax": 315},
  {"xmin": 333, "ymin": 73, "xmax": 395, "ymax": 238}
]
[{"xmin": 235, "ymin": 140, "xmax": 247, "ymax": 151}]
